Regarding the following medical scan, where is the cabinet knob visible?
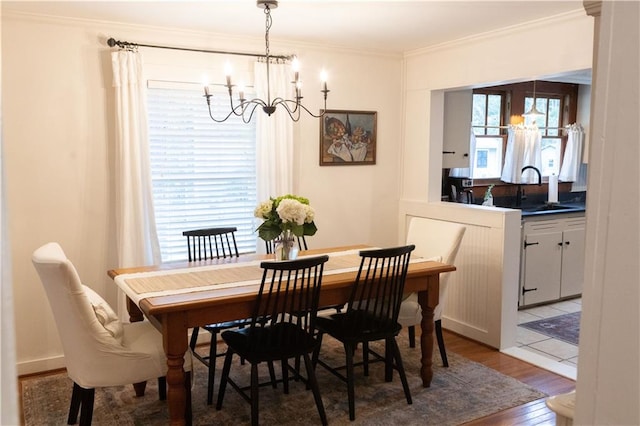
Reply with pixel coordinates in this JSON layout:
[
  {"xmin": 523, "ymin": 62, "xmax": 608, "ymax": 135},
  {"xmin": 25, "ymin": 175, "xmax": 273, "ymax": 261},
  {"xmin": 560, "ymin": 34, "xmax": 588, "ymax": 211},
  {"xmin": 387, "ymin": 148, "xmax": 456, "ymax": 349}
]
[
  {"xmin": 565, "ymin": 241, "xmax": 571, "ymax": 245},
  {"xmin": 558, "ymin": 242, "xmax": 563, "ymax": 246}
]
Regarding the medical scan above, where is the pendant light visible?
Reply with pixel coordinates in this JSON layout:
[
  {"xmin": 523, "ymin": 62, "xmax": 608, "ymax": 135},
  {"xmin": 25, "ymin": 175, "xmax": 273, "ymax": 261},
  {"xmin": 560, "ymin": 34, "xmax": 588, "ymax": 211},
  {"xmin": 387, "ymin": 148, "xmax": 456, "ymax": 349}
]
[{"xmin": 522, "ymin": 80, "xmax": 545, "ymax": 120}]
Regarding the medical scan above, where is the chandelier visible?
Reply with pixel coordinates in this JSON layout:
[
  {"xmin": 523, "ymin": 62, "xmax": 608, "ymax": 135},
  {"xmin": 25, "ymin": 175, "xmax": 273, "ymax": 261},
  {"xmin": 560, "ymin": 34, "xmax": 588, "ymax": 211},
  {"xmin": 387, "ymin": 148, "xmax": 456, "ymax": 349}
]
[{"xmin": 203, "ymin": 0, "xmax": 329, "ymax": 123}]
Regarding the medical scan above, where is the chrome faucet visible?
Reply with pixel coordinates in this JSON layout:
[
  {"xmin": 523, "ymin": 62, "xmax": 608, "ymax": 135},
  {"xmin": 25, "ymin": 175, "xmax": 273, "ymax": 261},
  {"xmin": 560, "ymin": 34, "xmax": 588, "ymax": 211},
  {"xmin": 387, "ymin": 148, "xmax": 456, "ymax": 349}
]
[{"xmin": 516, "ymin": 166, "xmax": 542, "ymax": 207}]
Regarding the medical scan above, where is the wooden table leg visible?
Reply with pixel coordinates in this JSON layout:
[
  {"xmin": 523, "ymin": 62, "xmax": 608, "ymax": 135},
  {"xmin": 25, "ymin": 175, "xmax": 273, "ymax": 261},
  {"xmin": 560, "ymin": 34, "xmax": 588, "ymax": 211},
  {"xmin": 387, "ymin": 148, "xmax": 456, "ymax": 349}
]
[
  {"xmin": 127, "ymin": 297, "xmax": 144, "ymax": 323},
  {"xmin": 163, "ymin": 313, "xmax": 190, "ymax": 426},
  {"xmin": 417, "ymin": 275, "xmax": 440, "ymax": 387}
]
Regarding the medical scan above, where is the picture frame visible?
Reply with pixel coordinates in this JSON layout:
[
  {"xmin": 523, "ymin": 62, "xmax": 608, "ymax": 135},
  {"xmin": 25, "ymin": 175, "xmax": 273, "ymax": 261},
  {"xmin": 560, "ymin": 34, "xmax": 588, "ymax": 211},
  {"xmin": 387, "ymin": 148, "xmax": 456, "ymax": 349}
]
[{"xmin": 319, "ymin": 109, "xmax": 377, "ymax": 166}]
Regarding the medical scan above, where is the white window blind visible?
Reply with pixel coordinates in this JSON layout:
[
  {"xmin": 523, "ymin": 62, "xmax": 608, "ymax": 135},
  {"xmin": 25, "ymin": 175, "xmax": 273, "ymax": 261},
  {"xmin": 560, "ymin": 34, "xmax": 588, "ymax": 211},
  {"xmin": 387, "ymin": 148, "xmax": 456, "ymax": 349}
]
[{"xmin": 147, "ymin": 83, "xmax": 257, "ymax": 261}]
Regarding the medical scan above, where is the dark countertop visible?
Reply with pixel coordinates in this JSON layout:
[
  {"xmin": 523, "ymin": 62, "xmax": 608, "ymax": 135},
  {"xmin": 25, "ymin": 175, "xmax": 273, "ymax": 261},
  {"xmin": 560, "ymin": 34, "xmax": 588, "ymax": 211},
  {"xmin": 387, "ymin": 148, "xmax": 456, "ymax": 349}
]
[
  {"xmin": 519, "ymin": 202, "xmax": 586, "ymax": 217},
  {"xmin": 490, "ymin": 192, "xmax": 587, "ymax": 217}
]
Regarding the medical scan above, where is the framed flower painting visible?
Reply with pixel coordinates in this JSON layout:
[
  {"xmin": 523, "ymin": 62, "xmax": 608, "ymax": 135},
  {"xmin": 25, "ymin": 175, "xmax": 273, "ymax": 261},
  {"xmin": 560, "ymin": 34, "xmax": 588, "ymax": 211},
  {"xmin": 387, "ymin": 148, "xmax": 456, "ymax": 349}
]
[{"xmin": 319, "ymin": 109, "xmax": 377, "ymax": 166}]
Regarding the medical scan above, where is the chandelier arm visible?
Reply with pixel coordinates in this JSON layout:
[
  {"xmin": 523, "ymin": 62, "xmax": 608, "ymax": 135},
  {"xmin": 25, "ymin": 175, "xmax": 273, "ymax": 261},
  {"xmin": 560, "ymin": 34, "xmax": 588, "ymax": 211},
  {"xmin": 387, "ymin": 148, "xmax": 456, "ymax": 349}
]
[
  {"xmin": 232, "ymin": 98, "xmax": 269, "ymax": 116},
  {"xmin": 228, "ymin": 96, "xmax": 245, "ymax": 117},
  {"xmin": 271, "ymin": 101, "xmax": 302, "ymax": 122},
  {"xmin": 271, "ymin": 97, "xmax": 300, "ymax": 114},
  {"xmin": 207, "ymin": 97, "xmax": 268, "ymax": 122},
  {"xmin": 271, "ymin": 98, "xmax": 304, "ymax": 120},
  {"xmin": 206, "ymin": 101, "xmax": 245, "ymax": 123},
  {"xmin": 277, "ymin": 99, "xmax": 328, "ymax": 118},
  {"xmin": 240, "ymin": 103, "xmax": 261, "ymax": 124}
]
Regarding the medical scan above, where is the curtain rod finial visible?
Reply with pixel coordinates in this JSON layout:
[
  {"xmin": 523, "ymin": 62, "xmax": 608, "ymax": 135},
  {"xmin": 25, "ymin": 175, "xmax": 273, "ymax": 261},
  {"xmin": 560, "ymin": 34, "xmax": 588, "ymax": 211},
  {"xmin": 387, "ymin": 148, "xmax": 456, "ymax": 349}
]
[{"xmin": 107, "ymin": 38, "xmax": 117, "ymax": 47}]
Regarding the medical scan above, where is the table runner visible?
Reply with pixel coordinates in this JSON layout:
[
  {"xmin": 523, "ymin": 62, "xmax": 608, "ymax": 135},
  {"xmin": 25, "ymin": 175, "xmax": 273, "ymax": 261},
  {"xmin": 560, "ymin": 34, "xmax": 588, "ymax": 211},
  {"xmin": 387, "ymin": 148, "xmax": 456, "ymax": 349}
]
[{"xmin": 115, "ymin": 249, "xmax": 432, "ymax": 305}]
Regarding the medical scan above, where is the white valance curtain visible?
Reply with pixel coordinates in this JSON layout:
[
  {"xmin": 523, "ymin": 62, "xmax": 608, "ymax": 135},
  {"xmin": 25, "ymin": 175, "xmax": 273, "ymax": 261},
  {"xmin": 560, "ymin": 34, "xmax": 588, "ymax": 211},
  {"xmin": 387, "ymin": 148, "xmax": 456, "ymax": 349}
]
[
  {"xmin": 501, "ymin": 125, "xmax": 542, "ymax": 183},
  {"xmin": 559, "ymin": 124, "xmax": 586, "ymax": 182},
  {"xmin": 449, "ymin": 129, "xmax": 478, "ymax": 178},
  {"xmin": 111, "ymin": 50, "xmax": 161, "ymax": 320}
]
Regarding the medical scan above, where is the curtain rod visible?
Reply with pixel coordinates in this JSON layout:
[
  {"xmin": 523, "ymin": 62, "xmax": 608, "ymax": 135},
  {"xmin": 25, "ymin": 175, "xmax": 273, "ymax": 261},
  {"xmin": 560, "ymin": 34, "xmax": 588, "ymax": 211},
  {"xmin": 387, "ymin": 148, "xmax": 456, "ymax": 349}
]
[
  {"xmin": 472, "ymin": 125, "xmax": 572, "ymax": 131},
  {"xmin": 106, "ymin": 37, "xmax": 293, "ymax": 61}
]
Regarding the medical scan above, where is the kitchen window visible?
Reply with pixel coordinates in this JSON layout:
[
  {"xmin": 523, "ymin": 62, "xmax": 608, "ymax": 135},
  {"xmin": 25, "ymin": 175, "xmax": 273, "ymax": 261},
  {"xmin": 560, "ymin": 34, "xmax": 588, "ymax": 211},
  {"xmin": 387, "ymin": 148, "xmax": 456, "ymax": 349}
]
[
  {"xmin": 525, "ymin": 95, "xmax": 563, "ymax": 177},
  {"xmin": 470, "ymin": 81, "xmax": 578, "ymax": 183},
  {"xmin": 471, "ymin": 91, "xmax": 506, "ymax": 179},
  {"xmin": 147, "ymin": 82, "xmax": 258, "ymax": 261}
]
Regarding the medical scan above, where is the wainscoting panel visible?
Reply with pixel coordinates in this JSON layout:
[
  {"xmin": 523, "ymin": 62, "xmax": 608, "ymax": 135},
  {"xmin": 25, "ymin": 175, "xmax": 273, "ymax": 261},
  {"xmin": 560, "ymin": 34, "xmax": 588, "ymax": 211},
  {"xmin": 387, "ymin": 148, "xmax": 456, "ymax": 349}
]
[
  {"xmin": 443, "ymin": 222, "xmax": 491, "ymax": 331},
  {"xmin": 400, "ymin": 201, "xmax": 521, "ymax": 349}
]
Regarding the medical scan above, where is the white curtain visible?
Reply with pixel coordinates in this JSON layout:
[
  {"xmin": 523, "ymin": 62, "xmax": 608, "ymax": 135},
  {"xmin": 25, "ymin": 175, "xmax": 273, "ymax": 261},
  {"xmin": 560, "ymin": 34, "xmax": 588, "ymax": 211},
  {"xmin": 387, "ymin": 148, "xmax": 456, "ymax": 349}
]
[
  {"xmin": 254, "ymin": 60, "xmax": 294, "ymax": 252},
  {"xmin": 501, "ymin": 125, "xmax": 542, "ymax": 183},
  {"xmin": 255, "ymin": 60, "xmax": 294, "ymax": 201},
  {"xmin": 449, "ymin": 129, "xmax": 478, "ymax": 178},
  {"xmin": 559, "ymin": 123, "xmax": 585, "ymax": 182},
  {"xmin": 111, "ymin": 50, "xmax": 161, "ymax": 320}
]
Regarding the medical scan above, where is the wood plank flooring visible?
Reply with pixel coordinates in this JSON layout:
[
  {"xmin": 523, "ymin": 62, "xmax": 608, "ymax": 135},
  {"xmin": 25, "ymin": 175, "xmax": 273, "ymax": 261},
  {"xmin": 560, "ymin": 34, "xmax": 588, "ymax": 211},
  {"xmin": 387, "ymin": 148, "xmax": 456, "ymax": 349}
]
[{"xmin": 441, "ymin": 329, "xmax": 576, "ymax": 425}]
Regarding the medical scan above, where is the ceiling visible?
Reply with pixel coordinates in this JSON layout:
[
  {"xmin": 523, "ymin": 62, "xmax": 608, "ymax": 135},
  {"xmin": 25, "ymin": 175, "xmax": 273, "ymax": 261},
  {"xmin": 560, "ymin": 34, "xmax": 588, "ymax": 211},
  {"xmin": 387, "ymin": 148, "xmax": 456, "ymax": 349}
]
[{"xmin": 4, "ymin": 1, "xmax": 587, "ymax": 54}]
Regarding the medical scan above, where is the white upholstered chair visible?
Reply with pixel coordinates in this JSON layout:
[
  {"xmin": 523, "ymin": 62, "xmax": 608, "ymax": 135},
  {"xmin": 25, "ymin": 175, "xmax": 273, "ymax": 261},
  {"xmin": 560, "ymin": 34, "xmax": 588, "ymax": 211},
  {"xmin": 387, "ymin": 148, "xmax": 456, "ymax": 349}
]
[
  {"xmin": 32, "ymin": 242, "xmax": 192, "ymax": 425},
  {"xmin": 397, "ymin": 218, "xmax": 466, "ymax": 367}
]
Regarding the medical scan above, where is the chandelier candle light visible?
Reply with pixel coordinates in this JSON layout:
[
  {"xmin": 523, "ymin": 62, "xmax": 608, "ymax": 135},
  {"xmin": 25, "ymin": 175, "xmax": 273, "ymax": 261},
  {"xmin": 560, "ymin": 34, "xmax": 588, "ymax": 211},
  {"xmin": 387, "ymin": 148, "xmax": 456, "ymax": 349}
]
[
  {"xmin": 254, "ymin": 195, "xmax": 317, "ymax": 261},
  {"xmin": 203, "ymin": 0, "xmax": 330, "ymax": 123}
]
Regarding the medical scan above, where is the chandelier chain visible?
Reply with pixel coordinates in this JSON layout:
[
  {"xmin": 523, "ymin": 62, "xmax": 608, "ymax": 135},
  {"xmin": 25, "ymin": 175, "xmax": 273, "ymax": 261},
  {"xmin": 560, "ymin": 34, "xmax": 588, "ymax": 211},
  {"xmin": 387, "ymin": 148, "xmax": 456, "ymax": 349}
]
[{"xmin": 264, "ymin": 6, "xmax": 272, "ymax": 59}]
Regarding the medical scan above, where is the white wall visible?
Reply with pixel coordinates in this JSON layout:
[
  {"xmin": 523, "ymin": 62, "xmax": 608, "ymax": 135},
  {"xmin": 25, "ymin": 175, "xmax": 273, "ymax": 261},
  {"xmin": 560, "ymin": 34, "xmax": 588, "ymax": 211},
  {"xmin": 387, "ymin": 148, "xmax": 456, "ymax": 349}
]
[
  {"xmin": 2, "ymin": 12, "xmax": 403, "ymax": 374},
  {"xmin": 398, "ymin": 11, "xmax": 594, "ymax": 349},
  {"xmin": 574, "ymin": 1, "xmax": 640, "ymax": 424}
]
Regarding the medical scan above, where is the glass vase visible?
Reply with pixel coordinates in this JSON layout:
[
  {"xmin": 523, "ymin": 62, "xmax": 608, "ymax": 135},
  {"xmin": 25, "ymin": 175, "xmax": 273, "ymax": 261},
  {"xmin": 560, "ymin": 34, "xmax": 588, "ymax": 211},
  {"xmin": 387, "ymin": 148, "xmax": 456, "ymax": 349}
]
[{"xmin": 274, "ymin": 230, "xmax": 299, "ymax": 261}]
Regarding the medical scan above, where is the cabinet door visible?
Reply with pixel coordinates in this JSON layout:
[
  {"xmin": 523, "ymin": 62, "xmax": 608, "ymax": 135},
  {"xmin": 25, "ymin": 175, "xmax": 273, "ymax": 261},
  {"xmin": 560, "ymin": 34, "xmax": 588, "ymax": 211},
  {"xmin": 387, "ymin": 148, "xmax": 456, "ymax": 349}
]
[
  {"xmin": 443, "ymin": 90, "xmax": 472, "ymax": 169},
  {"xmin": 560, "ymin": 227, "xmax": 586, "ymax": 297},
  {"xmin": 522, "ymin": 231, "xmax": 563, "ymax": 306}
]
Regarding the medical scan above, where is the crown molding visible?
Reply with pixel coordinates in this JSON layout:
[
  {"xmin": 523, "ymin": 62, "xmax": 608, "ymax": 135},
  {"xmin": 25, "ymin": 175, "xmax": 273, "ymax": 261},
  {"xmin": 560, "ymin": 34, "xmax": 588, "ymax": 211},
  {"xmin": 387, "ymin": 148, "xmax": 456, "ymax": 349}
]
[
  {"xmin": 583, "ymin": 1, "xmax": 602, "ymax": 18},
  {"xmin": 404, "ymin": 9, "xmax": 588, "ymax": 58}
]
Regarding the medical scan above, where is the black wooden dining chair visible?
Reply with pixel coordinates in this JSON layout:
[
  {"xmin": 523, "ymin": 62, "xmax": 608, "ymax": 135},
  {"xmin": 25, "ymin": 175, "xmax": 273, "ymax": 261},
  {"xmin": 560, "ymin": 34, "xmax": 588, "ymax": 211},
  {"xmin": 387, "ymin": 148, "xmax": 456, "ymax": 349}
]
[
  {"xmin": 183, "ymin": 227, "xmax": 239, "ymax": 261},
  {"xmin": 182, "ymin": 226, "xmax": 252, "ymax": 405},
  {"xmin": 312, "ymin": 245, "xmax": 415, "ymax": 421},
  {"xmin": 216, "ymin": 255, "xmax": 330, "ymax": 426}
]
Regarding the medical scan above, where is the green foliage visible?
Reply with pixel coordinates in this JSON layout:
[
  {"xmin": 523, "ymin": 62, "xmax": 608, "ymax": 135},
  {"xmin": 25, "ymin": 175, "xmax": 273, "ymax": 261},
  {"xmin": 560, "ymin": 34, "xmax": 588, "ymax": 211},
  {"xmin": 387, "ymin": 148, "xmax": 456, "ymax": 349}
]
[{"xmin": 254, "ymin": 194, "xmax": 317, "ymax": 242}]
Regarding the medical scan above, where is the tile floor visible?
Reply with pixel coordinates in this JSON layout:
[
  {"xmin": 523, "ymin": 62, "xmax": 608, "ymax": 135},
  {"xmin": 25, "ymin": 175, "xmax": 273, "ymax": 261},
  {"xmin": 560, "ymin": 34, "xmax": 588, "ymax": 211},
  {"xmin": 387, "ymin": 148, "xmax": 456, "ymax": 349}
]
[{"xmin": 516, "ymin": 298, "xmax": 582, "ymax": 368}]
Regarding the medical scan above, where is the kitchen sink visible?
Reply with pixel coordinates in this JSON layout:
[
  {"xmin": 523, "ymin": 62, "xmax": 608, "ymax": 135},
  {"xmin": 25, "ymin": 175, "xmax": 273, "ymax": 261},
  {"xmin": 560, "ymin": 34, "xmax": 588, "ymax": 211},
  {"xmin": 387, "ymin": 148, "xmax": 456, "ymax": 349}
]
[
  {"xmin": 522, "ymin": 203, "xmax": 575, "ymax": 212},
  {"xmin": 496, "ymin": 202, "xmax": 585, "ymax": 214}
]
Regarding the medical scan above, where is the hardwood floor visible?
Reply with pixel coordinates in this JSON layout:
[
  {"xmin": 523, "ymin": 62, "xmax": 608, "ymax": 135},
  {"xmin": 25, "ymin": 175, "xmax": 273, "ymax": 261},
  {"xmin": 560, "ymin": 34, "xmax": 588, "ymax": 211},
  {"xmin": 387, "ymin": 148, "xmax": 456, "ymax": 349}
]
[{"xmin": 441, "ymin": 329, "xmax": 576, "ymax": 425}]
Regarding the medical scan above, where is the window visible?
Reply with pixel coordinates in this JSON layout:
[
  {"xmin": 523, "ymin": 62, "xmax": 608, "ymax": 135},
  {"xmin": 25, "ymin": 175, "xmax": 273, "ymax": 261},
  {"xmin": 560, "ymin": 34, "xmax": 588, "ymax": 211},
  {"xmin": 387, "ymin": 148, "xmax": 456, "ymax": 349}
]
[
  {"xmin": 472, "ymin": 93, "xmax": 503, "ymax": 136},
  {"xmin": 525, "ymin": 95, "xmax": 562, "ymax": 176},
  {"xmin": 467, "ymin": 81, "xmax": 579, "ymax": 183},
  {"xmin": 471, "ymin": 92, "xmax": 505, "ymax": 179},
  {"xmin": 147, "ymin": 83, "xmax": 258, "ymax": 261},
  {"xmin": 473, "ymin": 137, "xmax": 504, "ymax": 178}
]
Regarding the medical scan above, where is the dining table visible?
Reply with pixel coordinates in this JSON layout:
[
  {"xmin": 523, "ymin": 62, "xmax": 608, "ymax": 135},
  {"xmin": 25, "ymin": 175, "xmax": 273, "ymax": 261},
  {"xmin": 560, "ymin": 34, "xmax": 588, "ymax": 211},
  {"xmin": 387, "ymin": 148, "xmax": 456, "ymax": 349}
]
[{"xmin": 108, "ymin": 245, "xmax": 456, "ymax": 426}]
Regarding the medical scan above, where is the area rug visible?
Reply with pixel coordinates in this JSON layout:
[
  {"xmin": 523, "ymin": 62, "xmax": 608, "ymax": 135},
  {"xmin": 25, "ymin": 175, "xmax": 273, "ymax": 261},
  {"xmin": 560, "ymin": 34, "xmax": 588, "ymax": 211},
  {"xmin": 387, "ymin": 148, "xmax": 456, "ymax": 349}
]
[
  {"xmin": 520, "ymin": 312, "xmax": 581, "ymax": 345},
  {"xmin": 22, "ymin": 334, "xmax": 546, "ymax": 425}
]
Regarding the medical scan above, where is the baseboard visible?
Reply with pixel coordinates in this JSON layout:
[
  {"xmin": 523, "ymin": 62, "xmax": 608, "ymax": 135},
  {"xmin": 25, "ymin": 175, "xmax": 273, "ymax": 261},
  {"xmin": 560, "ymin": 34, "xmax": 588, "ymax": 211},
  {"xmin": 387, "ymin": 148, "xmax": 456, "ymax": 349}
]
[{"xmin": 17, "ymin": 355, "xmax": 66, "ymax": 376}]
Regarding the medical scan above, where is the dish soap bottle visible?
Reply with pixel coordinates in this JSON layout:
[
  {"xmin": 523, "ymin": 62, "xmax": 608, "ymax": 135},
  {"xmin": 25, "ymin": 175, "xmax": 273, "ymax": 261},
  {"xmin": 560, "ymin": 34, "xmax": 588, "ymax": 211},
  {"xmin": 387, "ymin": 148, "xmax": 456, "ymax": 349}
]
[{"xmin": 482, "ymin": 184, "xmax": 495, "ymax": 207}]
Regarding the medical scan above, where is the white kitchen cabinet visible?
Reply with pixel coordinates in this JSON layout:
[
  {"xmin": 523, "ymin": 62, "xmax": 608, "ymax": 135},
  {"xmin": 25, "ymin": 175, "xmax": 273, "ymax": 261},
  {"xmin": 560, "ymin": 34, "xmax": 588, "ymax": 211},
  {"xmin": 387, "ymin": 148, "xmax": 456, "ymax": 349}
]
[
  {"xmin": 519, "ymin": 214, "xmax": 585, "ymax": 307},
  {"xmin": 560, "ymin": 226, "xmax": 586, "ymax": 297},
  {"xmin": 442, "ymin": 89, "xmax": 472, "ymax": 169}
]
